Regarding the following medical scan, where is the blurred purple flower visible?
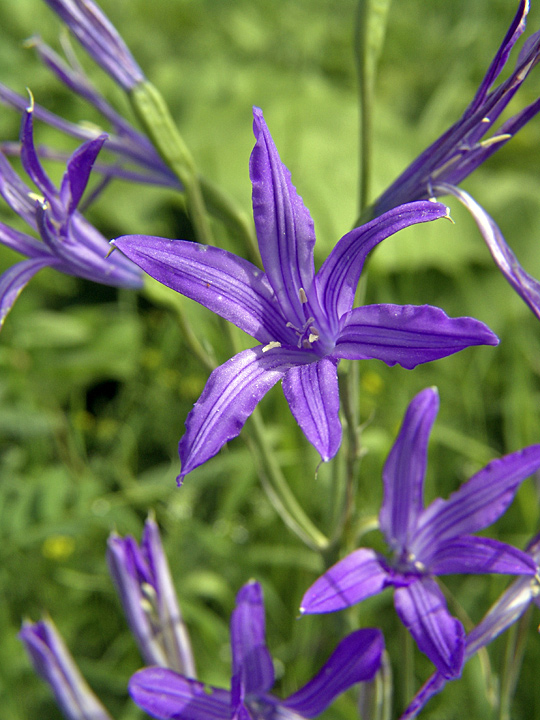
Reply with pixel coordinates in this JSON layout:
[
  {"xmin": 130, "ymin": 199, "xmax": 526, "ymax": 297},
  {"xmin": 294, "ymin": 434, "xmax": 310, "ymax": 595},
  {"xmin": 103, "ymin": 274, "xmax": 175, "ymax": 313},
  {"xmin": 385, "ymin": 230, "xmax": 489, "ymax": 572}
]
[
  {"xmin": 400, "ymin": 533, "xmax": 540, "ymax": 719},
  {"xmin": 107, "ymin": 514, "xmax": 196, "ymax": 677},
  {"xmin": 129, "ymin": 580, "xmax": 384, "ymax": 720},
  {"xmin": 300, "ymin": 387, "xmax": 540, "ymax": 679},
  {"xmin": 373, "ymin": 1, "xmax": 540, "ymax": 319},
  {"xmin": 42, "ymin": 0, "xmax": 144, "ymax": 91},
  {"xmin": 112, "ymin": 108, "xmax": 498, "ymax": 482},
  {"xmin": 0, "ymin": 102, "xmax": 141, "ymax": 327},
  {"xmin": 19, "ymin": 616, "xmax": 113, "ymax": 720}
]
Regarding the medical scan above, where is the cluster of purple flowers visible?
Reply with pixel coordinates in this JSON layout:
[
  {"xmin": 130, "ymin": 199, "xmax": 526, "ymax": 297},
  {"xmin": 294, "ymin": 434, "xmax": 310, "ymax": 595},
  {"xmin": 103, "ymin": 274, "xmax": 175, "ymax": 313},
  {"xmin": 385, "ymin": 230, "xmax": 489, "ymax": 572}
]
[{"xmin": 9, "ymin": 0, "xmax": 540, "ymax": 719}]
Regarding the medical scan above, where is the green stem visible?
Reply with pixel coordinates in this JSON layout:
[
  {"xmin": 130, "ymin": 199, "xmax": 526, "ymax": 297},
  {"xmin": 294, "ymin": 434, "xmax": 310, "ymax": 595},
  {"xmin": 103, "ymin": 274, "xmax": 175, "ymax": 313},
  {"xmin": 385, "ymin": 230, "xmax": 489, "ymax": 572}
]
[
  {"xmin": 130, "ymin": 81, "xmax": 214, "ymax": 247},
  {"xmin": 245, "ymin": 410, "xmax": 329, "ymax": 552},
  {"xmin": 199, "ymin": 176, "xmax": 259, "ymax": 261}
]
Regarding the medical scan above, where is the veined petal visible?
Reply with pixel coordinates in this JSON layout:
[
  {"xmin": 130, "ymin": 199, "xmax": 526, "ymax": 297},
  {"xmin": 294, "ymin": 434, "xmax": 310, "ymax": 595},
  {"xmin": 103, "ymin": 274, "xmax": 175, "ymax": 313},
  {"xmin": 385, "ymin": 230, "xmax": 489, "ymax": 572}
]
[
  {"xmin": 437, "ymin": 183, "xmax": 540, "ymax": 322},
  {"xmin": 467, "ymin": 0, "xmax": 528, "ymax": 114},
  {"xmin": 412, "ymin": 444, "xmax": 540, "ymax": 554},
  {"xmin": 112, "ymin": 235, "xmax": 292, "ymax": 344},
  {"xmin": 178, "ymin": 346, "xmax": 313, "ymax": 483},
  {"xmin": 0, "ymin": 257, "xmax": 56, "ymax": 327},
  {"xmin": 20, "ymin": 107, "xmax": 57, "ymax": 199},
  {"xmin": 393, "ymin": 578, "xmax": 465, "ymax": 679},
  {"xmin": 42, "ymin": 0, "xmax": 145, "ymax": 91},
  {"xmin": 60, "ymin": 135, "xmax": 107, "ymax": 214},
  {"xmin": 333, "ymin": 304, "xmax": 498, "ymax": 368},
  {"xmin": 315, "ymin": 202, "xmax": 448, "ymax": 329},
  {"xmin": 129, "ymin": 668, "xmax": 230, "ymax": 720},
  {"xmin": 281, "ymin": 628, "xmax": 384, "ymax": 717},
  {"xmin": 0, "ymin": 221, "xmax": 46, "ymax": 259},
  {"xmin": 231, "ymin": 582, "xmax": 274, "ymax": 696},
  {"xmin": 379, "ymin": 388, "xmax": 439, "ymax": 551},
  {"xmin": 250, "ymin": 107, "xmax": 316, "ymax": 326},
  {"xmin": 282, "ymin": 357, "xmax": 341, "ymax": 462},
  {"xmin": 425, "ymin": 535, "xmax": 537, "ymax": 576},
  {"xmin": 300, "ymin": 548, "xmax": 389, "ymax": 614}
]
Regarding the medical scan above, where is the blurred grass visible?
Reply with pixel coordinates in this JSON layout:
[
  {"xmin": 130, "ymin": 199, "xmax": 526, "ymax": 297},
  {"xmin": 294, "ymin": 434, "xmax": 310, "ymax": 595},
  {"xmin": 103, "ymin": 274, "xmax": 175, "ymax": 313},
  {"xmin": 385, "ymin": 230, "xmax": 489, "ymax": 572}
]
[{"xmin": 0, "ymin": 1, "xmax": 540, "ymax": 719}]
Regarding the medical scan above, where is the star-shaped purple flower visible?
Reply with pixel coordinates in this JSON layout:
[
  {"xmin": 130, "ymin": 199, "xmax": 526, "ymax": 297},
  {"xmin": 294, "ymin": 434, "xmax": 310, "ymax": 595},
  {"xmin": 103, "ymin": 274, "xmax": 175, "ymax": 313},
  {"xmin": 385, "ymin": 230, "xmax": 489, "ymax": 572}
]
[
  {"xmin": 373, "ymin": 1, "xmax": 540, "ymax": 320},
  {"xmin": 0, "ymin": 102, "xmax": 142, "ymax": 327},
  {"xmin": 129, "ymin": 580, "xmax": 384, "ymax": 720},
  {"xmin": 300, "ymin": 387, "xmax": 540, "ymax": 679},
  {"xmin": 112, "ymin": 108, "xmax": 498, "ymax": 481}
]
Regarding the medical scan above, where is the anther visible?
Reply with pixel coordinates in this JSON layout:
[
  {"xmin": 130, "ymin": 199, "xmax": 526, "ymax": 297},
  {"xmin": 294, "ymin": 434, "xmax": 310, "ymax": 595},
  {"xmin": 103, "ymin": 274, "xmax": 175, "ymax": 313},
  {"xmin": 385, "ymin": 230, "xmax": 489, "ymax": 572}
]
[
  {"xmin": 299, "ymin": 288, "xmax": 308, "ymax": 304},
  {"xmin": 262, "ymin": 341, "xmax": 281, "ymax": 353}
]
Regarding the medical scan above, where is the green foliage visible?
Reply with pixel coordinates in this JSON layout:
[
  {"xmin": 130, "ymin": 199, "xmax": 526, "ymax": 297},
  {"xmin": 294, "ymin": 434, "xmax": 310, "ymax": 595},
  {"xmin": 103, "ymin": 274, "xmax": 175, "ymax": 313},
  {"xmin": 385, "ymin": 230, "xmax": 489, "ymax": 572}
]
[{"xmin": 1, "ymin": 1, "xmax": 540, "ymax": 719}]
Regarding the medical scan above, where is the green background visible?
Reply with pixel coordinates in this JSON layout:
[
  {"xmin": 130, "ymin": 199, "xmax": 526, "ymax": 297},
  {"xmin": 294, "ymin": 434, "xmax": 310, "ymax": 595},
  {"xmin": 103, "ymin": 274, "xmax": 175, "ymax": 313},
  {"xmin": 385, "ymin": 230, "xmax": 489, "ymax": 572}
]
[{"xmin": 0, "ymin": 1, "xmax": 540, "ymax": 719}]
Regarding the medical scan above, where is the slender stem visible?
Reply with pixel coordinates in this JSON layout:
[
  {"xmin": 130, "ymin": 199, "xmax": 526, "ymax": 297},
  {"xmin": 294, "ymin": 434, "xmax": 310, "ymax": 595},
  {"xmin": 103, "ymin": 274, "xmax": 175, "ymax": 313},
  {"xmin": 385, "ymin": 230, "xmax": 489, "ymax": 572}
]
[
  {"xmin": 245, "ymin": 410, "xmax": 329, "ymax": 552},
  {"xmin": 498, "ymin": 607, "xmax": 532, "ymax": 720}
]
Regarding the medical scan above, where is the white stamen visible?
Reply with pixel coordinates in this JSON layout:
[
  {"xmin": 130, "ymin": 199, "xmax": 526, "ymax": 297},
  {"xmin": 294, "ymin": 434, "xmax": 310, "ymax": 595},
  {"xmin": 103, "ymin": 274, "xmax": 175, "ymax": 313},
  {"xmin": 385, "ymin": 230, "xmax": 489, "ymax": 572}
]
[
  {"xmin": 262, "ymin": 341, "xmax": 281, "ymax": 353},
  {"xmin": 480, "ymin": 133, "xmax": 512, "ymax": 149},
  {"xmin": 28, "ymin": 192, "xmax": 45, "ymax": 205},
  {"xmin": 299, "ymin": 287, "xmax": 308, "ymax": 304},
  {"xmin": 308, "ymin": 326, "xmax": 320, "ymax": 343}
]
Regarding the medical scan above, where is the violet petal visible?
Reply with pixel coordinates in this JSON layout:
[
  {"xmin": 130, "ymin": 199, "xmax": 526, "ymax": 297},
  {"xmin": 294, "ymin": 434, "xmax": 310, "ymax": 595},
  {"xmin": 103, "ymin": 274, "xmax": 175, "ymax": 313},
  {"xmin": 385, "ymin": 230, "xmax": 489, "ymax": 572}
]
[
  {"xmin": 379, "ymin": 387, "xmax": 439, "ymax": 551},
  {"xmin": 129, "ymin": 667, "xmax": 230, "ymax": 720},
  {"xmin": 300, "ymin": 548, "xmax": 389, "ymax": 614},
  {"xmin": 178, "ymin": 346, "xmax": 313, "ymax": 482},
  {"xmin": 282, "ymin": 628, "xmax": 384, "ymax": 717},
  {"xmin": 282, "ymin": 356, "xmax": 341, "ymax": 462},
  {"xmin": 333, "ymin": 304, "xmax": 498, "ymax": 368},
  {"xmin": 393, "ymin": 578, "xmax": 465, "ymax": 679}
]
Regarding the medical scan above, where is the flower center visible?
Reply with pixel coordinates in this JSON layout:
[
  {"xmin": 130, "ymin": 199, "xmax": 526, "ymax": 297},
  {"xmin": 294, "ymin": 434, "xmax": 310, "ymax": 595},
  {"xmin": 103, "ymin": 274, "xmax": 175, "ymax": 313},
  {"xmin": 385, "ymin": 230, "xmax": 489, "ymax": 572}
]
[{"xmin": 285, "ymin": 287, "xmax": 321, "ymax": 349}]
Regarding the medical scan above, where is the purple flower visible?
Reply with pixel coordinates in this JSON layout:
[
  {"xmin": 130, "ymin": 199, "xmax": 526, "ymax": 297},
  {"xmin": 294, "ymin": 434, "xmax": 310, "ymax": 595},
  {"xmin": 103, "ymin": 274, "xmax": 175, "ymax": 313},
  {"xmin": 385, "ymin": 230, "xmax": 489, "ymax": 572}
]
[
  {"xmin": 400, "ymin": 532, "xmax": 540, "ymax": 719},
  {"xmin": 0, "ymin": 102, "xmax": 141, "ymax": 327},
  {"xmin": 107, "ymin": 514, "xmax": 196, "ymax": 677},
  {"xmin": 300, "ymin": 387, "xmax": 540, "ymax": 679},
  {"xmin": 129, "ymin": 580, "xmax": 384, "ymax": 720},
  {"xmin": 19, "ymin": 616, "xmax": 113, "ymax": 720},
  {"xmin": 373, "ymin": 1, "xmax": 540, "ymax": 319},
  {"xmin": 42, "ymin": 0, "xmax": 145, "ymax": 92},
  {"xmin": 112, "ymin": 108, "xmax": 498, "ymax": 482}
]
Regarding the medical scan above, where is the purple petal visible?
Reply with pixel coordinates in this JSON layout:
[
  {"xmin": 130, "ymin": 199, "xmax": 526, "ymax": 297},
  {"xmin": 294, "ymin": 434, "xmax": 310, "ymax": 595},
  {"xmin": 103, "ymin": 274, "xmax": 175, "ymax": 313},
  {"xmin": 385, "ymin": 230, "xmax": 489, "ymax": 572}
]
[
  {"xmin": 60, "ymin": 135, "xmax": 107, "ymax": 214},
  {"xmin": 19, "ymin": 618, "xmax": 113, "ymax": 720},
  {"xmin": 467, "ymin": 0, "xmax": 528, "ymax": 114},
  {"xmin": 129, "ymin": 668, "xmax": 230, "ymax": 720},
  {"xmin": 282, "ymin": 357, "xmax": 341, "ymax": 462},
  {"xmin": 178, "ymin": 346, "xmax": 313, "ymax": 482},
  {"xmin": 0, "ymin": 220, "xmax": 45, "ymax": 257},
  {"xmin": 425, "ymin": 535, "xmax": 537, "ymax": 577},
  {"xmin": 0, "ymin": 257, "xmax": 55, "ymax": 328},
  {"xmin": 111, "ymin": 235, "xmax": 293, "ymax": 344},
  {"xmin": 333, "ymin": 304, "xmax": 498, "ymax": 368},
  {"xmin": 250, "ymin": 107, "xmax": 316, "ymax": 327},
  {"xmin": 315, "ymin": 201, "xmax": 449, "ymax": 328},
  {"xmin": 20, "ymin": 107, "xmax": 57, "ymax": 199},
  {"xmin": 230, "ymin": 582, "xmax": 274, "ymax": 695},
  {"xmin": 393, "ymin": 578, "xmax": 465, "ymax": 679},
  {"xmin": 437, "ymin": 184, "xmax": 540, "ymax": 322},
  {"xmin": 398, "ymin": 672, "xmax": 447, "ymax": 720},
  {"xmin": 412, "ymin": 444, "xmax": 540, "ymax": 554},
  {"xmin": 379, "ymin": 387, "xmax": 439, "ymax": 551},
  {"xmin": 282, "ymin": 628, "xmax": 384, "ymax": 717},
  {"xmin": 300, "ymin": 548, "xmax": 389, "ymax": 614}
]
